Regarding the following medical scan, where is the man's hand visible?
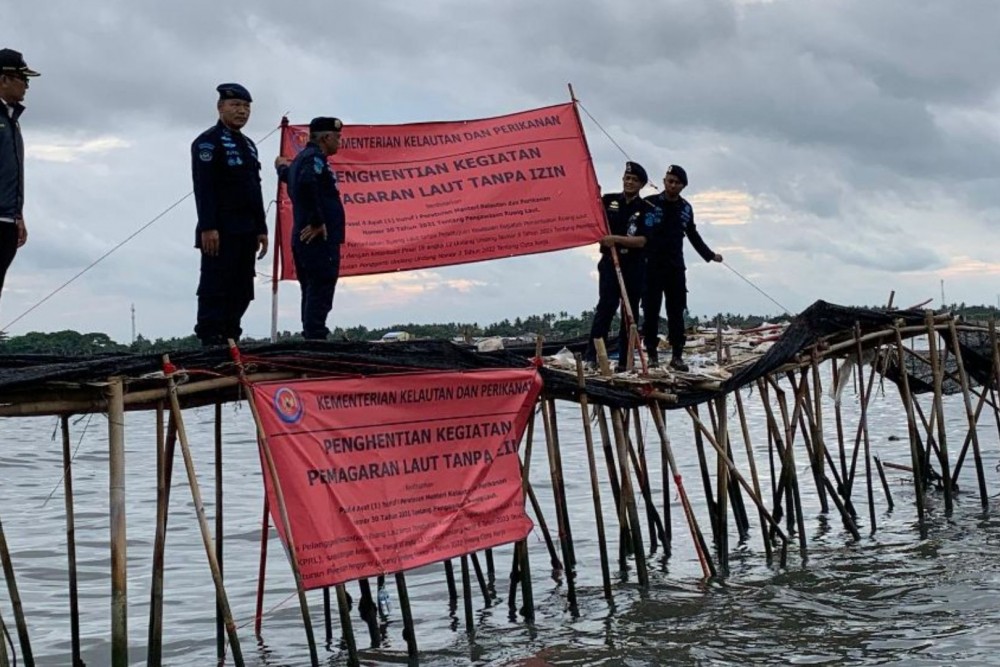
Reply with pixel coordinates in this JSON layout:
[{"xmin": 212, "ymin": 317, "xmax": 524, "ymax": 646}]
[
  {"xmin": 15, "ymin": 217, "xmax": 26, "ymax": 248},
  {"xmin": 201, "ymin": 230, "xmax": 220, "ymax": 256},
  {"xmin": 713, "ymin": 253, "xmax": 724, "ymax": 263},
  {"xmin": 599, "ymin": 234, "xmax": 615, "ymax": 248},
  {"xmin": 256, "ymin": 234, "xmax": 269, "ymax": 260},
  {"xmin": 300, "ymin": 224, "xmax": 327, "ymax": 244},
  {"xmin": 275, "ymin": 156, "xmax": 291, "ymax": 169}
]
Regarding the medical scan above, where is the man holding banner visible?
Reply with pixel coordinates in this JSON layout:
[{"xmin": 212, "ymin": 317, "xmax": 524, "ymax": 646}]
[
  {"xmin": 278, "ymin": 117, "xmax": 346, "ymax": 340},
  {"xmin": 584, "ymin": 161, "xmax": 649, "ymax": 369}
]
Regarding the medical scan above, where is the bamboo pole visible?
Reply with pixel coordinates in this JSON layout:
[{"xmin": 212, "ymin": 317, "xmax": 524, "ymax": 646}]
[
  {"xmin": 925, "ymin": 312, "xmax": 953, "ymax": 514},
  {"xmin": 734, "ymin": 390, "xmax": 773, "ymax": 561},
  {"xmin": 713, "ymin": 396, "xmax": 730, "ymax": 574},
  {"xmin": 395, "ymin": 572, "xmax": 418, "ymax": 661},
  {"xmin": 229, "ymin": 347, "xmax": 324, "ymax": 666},
  {"xmin": 853, "ymin": 324, "xmax": 878, "ymax": 534},
  {"xmin": 445, "ymin": 560, "xmax": 459, "ymax": 604},
  {"xmin": 461, "ymin": 555, "xmax": 474, "ymax": 634},
  {"xmin": 0, "ymin": 614, "xmax": 7, "ymax": 667},
  {"xmin": 109, "ymin": 376, "xmax": 127, "ymax": 667},
  {"xmin": 334, "ymin": 584, "xmax": 358, "ymax": 666},
  {"xmin": 540, "ymin": 398, "xmax": 577, "ymax": 609},
  {"xmin": 596, "ymin": 405, "xmax": 629, "ymax": 566},
  {"xmin": 947, "ymin": 318, "xmax": 988, "ymax": 508},
  {"xmin": 322, "ymin": 588, "xmax": 333, "ymax": 646},
  {"xmin": 831, "ymin": 358, "xmax": 849, "ymax": 492},
  {"xmin": 514, "ymin": 404, "xmax": 535, "ymax": 622},
  {"xmin": 163, "ymin": 360, "xmax": 244, "ymax": 666},
  {"xmin": 214, "ymin": 402, "xmax": 225, "ymax": 663},
  {"xmin": 609, "ymin": 407, "xmax": 649, "ymax": 587},
  {"xmin": 690, "ymin": 404, "xmax": 720, "ymax": 541},
  {"xmin": 60, "ymin": 415, "xmax": 83, "ymax": 667},
  {"xmin": 543, "ymin": 398, "xmax": 576, "ymax": 572},
  {"xmin": 0, "ymin": 514, "xmax": 31, "ymax": 667},
  {"xmin": 648, "ymin": 406, "xmax": 715, "ymax": 578},
  {"xmin": 253, "ymin": 497, "xmax": 268, "ymax": 638},
  {"xmin": 892, "ymin": 326, "xmax": 927, "ymax": 535},
  {"xmin": 357, "ymin": 579, "xmax": 380, "ymax": 646},
  {"xmin": 627, "ymin": 409, "xmax": 668, "ymax": 548},
  {"xmin": 767, "ymin": 375, "xmax": 809, "ymax": 556},
  {"xmin": 574, "ymin": 356, "xmax": 612, "ymax": 600},
  {"xmin": 147, "ymin": 410, "xmax": 177, "ymax": 664},
  {"xmin": 470, "ymin": 552, "xmax": 491, "ymax": 606}
]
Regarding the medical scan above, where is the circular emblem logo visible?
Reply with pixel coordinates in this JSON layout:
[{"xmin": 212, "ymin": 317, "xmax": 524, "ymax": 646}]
[{"xmin": 273, "ymin": 387, "xmax": 304, "ymax": 424}]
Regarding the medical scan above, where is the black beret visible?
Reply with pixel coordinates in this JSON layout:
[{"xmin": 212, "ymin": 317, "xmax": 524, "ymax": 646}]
[
  {"xmin": 217, "ymin": 83, "xmax": 252, "ymax": 103},
  {"xmin": 309, "ymin": 117, "xmax": 344, "ymax": 133},
  {"xmin": 0, "ymin": 48, "xmax": 39, "ymax": 77},
  {"xmin": 665, "ymin": 164, "xmax": 688, "ymax": 186},
  {"xmin": 624, "ymin": 161, "xmax": 648, "ymax": 185}
]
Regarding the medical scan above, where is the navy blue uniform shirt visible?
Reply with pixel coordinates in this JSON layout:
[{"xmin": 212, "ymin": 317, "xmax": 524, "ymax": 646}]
[
  {"xmin": 642, "ymin": 193, "xmax": 714, "ymax": 270},
  {"xmin": 601, "ymin": 192, "xmax": 648, "ymax": 264},
  {"xmin": 191, "ymin": 121, "xmax": 267, "ymax": 245},
  {"xmin": 284, "ymin": 141, "xmax": 346, "ymax": 245}
]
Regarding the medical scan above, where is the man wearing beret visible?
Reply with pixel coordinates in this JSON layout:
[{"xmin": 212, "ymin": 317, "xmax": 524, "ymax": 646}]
[
  {"xmin": 276, "ymin": 117, "xmax": 345, "ymax": 340},
  {"xmin": 584, "ymin": 161, "xmax": 649, "ymax": 369},
  {"xmin": 191, "ymin": 83, "xmax": 268, "ymax": 346},
  {"xmin": 642, "ymin": 165, "xmax": 723, "ymax": 371},
  {"xmin": 0, "ymin": 49, "xmax": 39, "ymax": 308}
]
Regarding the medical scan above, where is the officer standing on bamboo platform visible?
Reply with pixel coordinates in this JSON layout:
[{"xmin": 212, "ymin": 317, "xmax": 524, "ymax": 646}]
[
  {"xmin": 277, "ymin": 117, "xmax": 345, "ymax": 340},
  {"xmin": 191, "ymin": 83, "xmax": 268, "ymax": 346},
  {"xmin": 0, "ymin": 49, "xmax": 39, "ymax": 308},
  {"xmin": 642, "ymin": 165, "xmax": 723, "ymax": 371},
  {"xmin": 584, "ymin": 161, "xmax": 649, "ymax": 368}
]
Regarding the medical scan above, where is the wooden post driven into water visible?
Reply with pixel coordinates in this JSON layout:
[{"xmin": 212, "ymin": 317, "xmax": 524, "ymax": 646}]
[
  {"xmin": 109, "ymin": 376, "xmax": 128, "ymax": 667},
  {"xmin": 61, "ymin": 415, "xmax": 83, "ymax": 667},
  {"xmin": 230, "ymin": 344, "xmax": 327, "ymax": 667},
  {"xmin": 148, "ymin": 409, "xmax": 177, "ymax": 665},
  {"xmin": 163, "ymin": 358, "xmax": 244, "ymax": 666}
]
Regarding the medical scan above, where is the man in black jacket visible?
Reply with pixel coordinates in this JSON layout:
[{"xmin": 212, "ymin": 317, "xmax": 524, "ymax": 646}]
[
  {"xmin": 584, "ymin": 161, "xmax": 648, "ymax": 369},
  {"xmin": 191, "ymin": 83, "xmax": 268, "ymax": 346},
  {"xmin": 642, "ymin": 165, "xmax": 723, "ymax": 371},
  {"xmin": 0, "ymin": 48, "xmax": 39, "ymax": 307},
  {"xmin": 276, "ymin": 117, "xmax": 345, "ymax": 340}
]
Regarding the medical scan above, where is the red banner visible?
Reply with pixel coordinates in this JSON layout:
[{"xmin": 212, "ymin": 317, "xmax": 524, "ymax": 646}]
[
  {"xmin": 251, "ymin": 369, "xmax": 541, "ymax": 589},
  {"xmin": 276, "ymin": 102, "xmax": 605, "ymax": 279}
]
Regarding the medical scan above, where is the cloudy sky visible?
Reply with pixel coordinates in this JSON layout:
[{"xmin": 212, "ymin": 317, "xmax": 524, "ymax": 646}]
[{"xmin": 4, "ymin": 0, "xmax": 1000, "ymax": 342}]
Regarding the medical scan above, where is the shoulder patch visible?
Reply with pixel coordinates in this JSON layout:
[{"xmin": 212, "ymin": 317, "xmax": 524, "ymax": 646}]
[
  {"xmin": 199, "ymin": 149, "xmax": 213, "ymax": 162},
  {"xmin": 313, "ymin": 156, "xmax": 326, "ymax": 174}
]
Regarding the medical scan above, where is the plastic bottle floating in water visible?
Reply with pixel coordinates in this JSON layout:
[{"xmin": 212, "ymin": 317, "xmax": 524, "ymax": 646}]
[{"xmin": 378, "ymin": 584, "xmax": 391, "ymax": 616}]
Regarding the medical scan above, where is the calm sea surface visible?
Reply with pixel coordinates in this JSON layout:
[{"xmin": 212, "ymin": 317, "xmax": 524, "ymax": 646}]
[{"xmin": 2, "ymin": 370, "xmax": 1000, "ymax": 666}]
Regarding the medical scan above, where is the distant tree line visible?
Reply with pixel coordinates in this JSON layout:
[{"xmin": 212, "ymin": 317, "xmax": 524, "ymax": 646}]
[{"xmin": 2, "ymin": 303, "xmax": 995, "ymax": 356}]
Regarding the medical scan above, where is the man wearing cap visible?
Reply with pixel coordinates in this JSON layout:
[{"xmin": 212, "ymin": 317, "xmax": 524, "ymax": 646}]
[
  {"xmin": 584, "ymin": 161, "xmax": 649, "ymax": 369},
  {"xmin": 276, "ymin": 117, "xmax": 345, "ymax": 340},
  {"xmin": 642, "ymin": 165, "xmax": 723, "ymax": 371},
  {"xmin": 0, "ymin": 49, "xmax": 39, "ymax": 306},
  {"xmin": 191, "ymin": 83, "xmax": 268, "ymax": 346}
]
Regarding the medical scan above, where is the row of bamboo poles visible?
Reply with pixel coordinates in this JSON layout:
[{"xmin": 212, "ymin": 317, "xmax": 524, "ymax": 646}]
[{"xmin": 0, "ymin": 314, "xmax": 996, "ymax": 665}]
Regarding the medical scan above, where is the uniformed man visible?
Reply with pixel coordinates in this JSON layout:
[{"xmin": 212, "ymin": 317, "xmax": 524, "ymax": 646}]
[
  {"xmin": 642, "ymin": 165, "xmax": 723, "ymax": 371},
  {"xmin": 277, "ymin": 117, "xmax": 345, "ymax": 340},
  {"xmin": 191, "ymin": 82, "xmax": 268, "ymax": 346},
  {"xmin": 0, "ymin": 48, "xmax": 39, "ymax": 307},
  {"xmin": 584, "ymin": 161, "xmax": 649, "ymax": 369}
]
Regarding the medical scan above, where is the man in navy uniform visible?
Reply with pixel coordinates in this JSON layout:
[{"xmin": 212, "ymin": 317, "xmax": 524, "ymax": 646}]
[
  {"xmin": 584, "ymin": 161, "xmax": 648, "ymax": 369},
  {"xmin": 277, "ymin": 117, "xmax": 345, "ymax": 340},
  {"xmin": 0, "ymin": 49, "xmax": 39, "ymax": 307},
  {"xmin": 642, "ymin": 165, "xmax": 723, "ymax": 371},
  {"xmin": 191, "ymin": 83, "xmax": 268, "ymax": 346}
]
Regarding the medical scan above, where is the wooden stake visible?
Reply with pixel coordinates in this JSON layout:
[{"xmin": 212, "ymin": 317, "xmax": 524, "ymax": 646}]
[
  {"xmin": 253, "ymin": 496, "xmax": 268, "ymax": 638},
  {"xmin": 648, "ymin": 406, "xmax": 715, "ymax": 578},
  {"xmin": 395, "ymin": 572, "xmax": 418, "ymax": 660},
  {"xmin": 853, "ymin": 324, "xmax": 878, "ymax": 534},
  {"xmin": 734, "ymin": 390, "xmax": 773, "ymax": 561},
  {"xmin": 109, "ymin": 376, "xmax": 127, "ymax": 667},
  {"xmin": 947, "ymin": 317, "xmax": 988, "ymax": 508},
  {"xmin": 214, "ymin": 402, "xmax": 225, "ymax": 663},
  {"xmin": 892, "ymin": 325, "xmax": 927, "ymax": 535},
  {"xmin": 163, "ymin": 360, "xmax": 244, "ymax": 666},
  {"xmin": 926, "ymin": 312, "xmax": 953, "ymax": 514},
  {"xmin": 147, "ymin": 409, "xmax": 177, "ymax": 665},
  {"xmin": 540, "ymin": 399, "xmax": 577, "ymax": 609},
  {"xmin": 575, "ymin": 355, "xmax": 612, "ymax": 600},
  {"xmin": 229, "ymin": 346, "xmax": 324, "ymax": 666},
  {"xmin": 609, "ymin": 407, "xmax": 649, "ymax": 587},
  {"xmin": 461, "ymin": 555, "xmax": 474, "ymax": 634},
  {"xmin": 60, "ymin": 415, "xmax": 83, "ymax": 667}
]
